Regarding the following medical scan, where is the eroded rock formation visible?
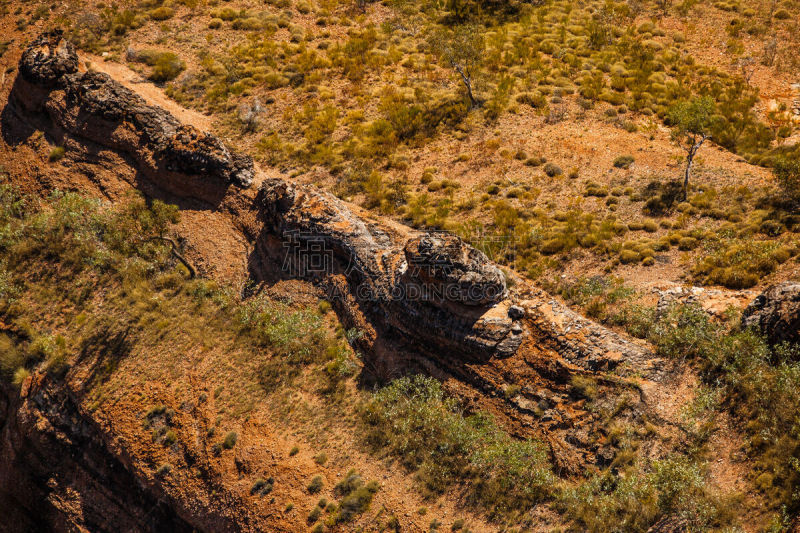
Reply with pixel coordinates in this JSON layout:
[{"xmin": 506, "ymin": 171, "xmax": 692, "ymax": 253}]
[
  {"xmin": 742, "ymin": 281, "xmax": 800, "ymax": 346},
  {"xmin": 259, "ymin": 178, "xmax": 523, "ymax": 360},
  {"xmin": 0, "ymin": 30, "xmax": 664, "ymax": 530},
  {"xmin": 8, "ymin": 30, "xmax": 657, "ymax": 371},
  {"xmin": 9, "ymin": 30, "xmax": 253, "ymax": 205}
]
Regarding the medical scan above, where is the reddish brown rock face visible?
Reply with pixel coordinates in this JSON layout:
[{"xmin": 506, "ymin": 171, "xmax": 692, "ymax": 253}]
[
  {"xmin": 0, "ymin": 31, "xmax": 667, "ymax": 532},
  {"xmin": 11, "ymin": 30, "xmax": 254, "ymax": 205}
]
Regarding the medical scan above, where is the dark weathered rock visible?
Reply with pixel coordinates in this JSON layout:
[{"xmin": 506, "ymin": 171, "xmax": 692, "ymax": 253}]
[
  {"xmin": 18, "ymin": 30, "xmax": 80, "ymax": 86},
  {"xmin": 11, "ymin": 30, "xmax": 253, "ymax": 203},
  {"xmin": 402, "ymin": 234, "xmax": 507, "ymax": 306},
  {"xmin": 258, "ymin": 177, "xmax": 522, "ymax": 360},
  {"xmin": 742, "ymin": 282, "xmax": 800, "ymax": 345},
  {"xmin": 508, "ymin": 305, "xmax": 525, "ymax": 320}
]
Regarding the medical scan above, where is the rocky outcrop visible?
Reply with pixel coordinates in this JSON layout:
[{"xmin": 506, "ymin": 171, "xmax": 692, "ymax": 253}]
[
  {"xmin": 742, "ymin": 281, "xmax": 800, "ymax": 346},
  {"xmin": 6, "ymin": 30, "xmax": 659, "ymax": 370},
  {"xmin": 8, "ymin": 30, "xmax": 253, "ymax": 204},
  {"xmin": 2, "ymin": 32, "xmax": 665, "ymax": 518},
  {"xmin": 258, "ymin": 178, "xmax": 522, "ymax": 360},
  {"xmin": 0, "ymin": 376, "xmax": 196, "ymax": 532}
]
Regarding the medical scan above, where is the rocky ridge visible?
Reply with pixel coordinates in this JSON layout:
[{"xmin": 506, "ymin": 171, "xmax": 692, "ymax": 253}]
[{"xmin": 0, "ymin": 31, "xmax": 669, "ymax": 531}]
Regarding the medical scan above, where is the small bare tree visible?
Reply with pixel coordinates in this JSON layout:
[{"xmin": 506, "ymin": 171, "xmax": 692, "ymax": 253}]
[
  {"xmin": 668, "ymin": 96, "xmax": 716, "ymax": 200},
  {"xmin": 734, "ymin": 56, "xmax": 756, "ymax": 85},
  {"xmin": 239, "ymin": 97, "xmax": 264, "ymax": 133},
  {"xmin": 431, "ymin": 24, "xmax": 485, "ymax": 109},
  {"xmin": 761, "ymin": 37, "xmax": 778, "ymax": 67},
  {"xmin": 655, "ymin": 0, "xmax": 672, "ymax": 18}
]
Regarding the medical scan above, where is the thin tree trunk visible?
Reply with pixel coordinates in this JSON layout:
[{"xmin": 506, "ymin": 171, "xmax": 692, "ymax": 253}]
[
  {"xmin": 682, "ymin": 135, "xmax": 709, "ymax": 201},
  {"xmin": 143, "ymin": 236, "xmax": 197, "ymax": 278},
  {"xmin": 683, "ymin": 151, "xmax": 693, "ymax": 201},
  {"xmin": 455, "ymin": 65, "xmax": 477, "ymax": 108}
]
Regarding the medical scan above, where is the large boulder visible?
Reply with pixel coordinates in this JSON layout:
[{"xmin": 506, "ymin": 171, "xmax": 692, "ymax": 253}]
[
  {"xmin": 401, "ymin": 233, "xmax": 507, "ymax": 307},
  {"xmin": 741, "ymin": 282, "xmax": 800, "ymax": 345}
]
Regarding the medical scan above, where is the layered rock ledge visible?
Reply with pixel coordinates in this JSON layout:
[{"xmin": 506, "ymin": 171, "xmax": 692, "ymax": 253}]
[
  {"xmin": 8, "ymin": 30, "xmax": 654, "ymax": 368},
  {"xmin": 10, "ymin": 30, "xmax": 253, "ymax": 204}
]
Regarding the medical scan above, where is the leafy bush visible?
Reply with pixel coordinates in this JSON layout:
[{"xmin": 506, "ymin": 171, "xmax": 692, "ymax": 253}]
[
  {"xmin": 133, "ymin": 49, "xmax": 185, "ymax": 82},
  {"xmin": 774, "ymin": 156, "xmax": 800, "ymax": 204},
  {"xmin": 361, "ymin": 375, "xmax": 552, "ymax": 516},
  {"xmin": 48, "ymin": 147, "xmax": 66, "ymax": 162},
  {"xmin": 543, "ymin": 163, "xmax": 563, "ymax": 177},
  {"xmin": 149, "ymin": 52, "xmax": 185, "ymax": 82},
  {"xmin": 149, "ymin": 7, "xmax": 174, "ymax": 20},
  {"xmin": 613, "ymin": 155, "xmax": 635, "ymax": 169},
  {"xmin": 644, "ymin": 303, "xmax": 800, "ymax": 515},
  {"xmin": 332, "ymin": 470, "xmax": 380, "ymax": 522},
  {"xmin": 222, "ymin": 431, "xmax": 238, "ymax": 449},
  {"xmin": 559, "ymin": 454, "xmax": 733, "ymax": 532},
  {"xmin": 307, "ymin": 475, "xmax": 324, "ymax": 494},
  {"xmin": 693, "ymin": 240, "xmax": 792, "ymax": 289},
  {"xmin": 251, "ymin": 477, "xmax": 274, "ymax": 496}
]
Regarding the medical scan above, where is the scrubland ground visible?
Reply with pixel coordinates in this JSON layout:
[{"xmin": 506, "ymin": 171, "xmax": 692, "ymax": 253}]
[{"xmin": 2, "ymin": 0, "xmax": 800, "ymax": 530}]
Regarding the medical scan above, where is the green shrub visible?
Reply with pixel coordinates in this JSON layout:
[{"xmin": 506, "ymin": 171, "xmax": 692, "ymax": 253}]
[
  {"xmin": 222, "ymin": 431, "xmax": 238, "ymax": 449},
  {"xmin": 314, "ymin": 452, "xmax": 328, "ymax": 465},
  {"xmin": 149, "ymin": 7, "xmax": 174, "ymax": 20},
  {"xmin": 774, "ymin": 156, "xmax": 800, "ymax": 204},
  {"xmin": 544, "ymin": 163, "xmax": 563, "ymax": 177},
  {"xmin": 251, "ymin": 477, "xmax": 274, "ymax": 495},
  {"xmin": 332, "ymin": 470, "xmax": 380, "ymax": 522},
  {"xmin": 515, "ymin": 91, "xmax": 546, "ymax": 108},
  {"xmin": 571, "ymin": 375, "xmax": 598, "ymax": 400},
  {"xmin": 135, "ymin": 50, "xmax": 186, "ymax": 82},
  {"xmin": 307, "ymin": 505, "xmax": 321, "ymax": 523},
  {"xmin": 613, "ymin": 155, "xmax": 635, "ymax": 169},
  {"xmin": 361, "ymin": 375, "xmax": 552, "ymax": 516},
  {"xmin": 163, "ymin": 430, "xmax": 177, "ymax": 446},
  {"xmin": 619, "ymin": 249, "xmax": 640, "ymax": 264},
  {"xmin": 643, "ymin": 220, "xmax": 658, "ymax": 232},
  {"xmin": 611, "ymin": 304, "xmax": 656, "ymax": 339},
  {"xmin": 0, "ymin": 334, "xmax": 23, "ymax": 381},
  {"xmin": 12, "ymin": 367, "xmax": 29, "ymax": 387},
  {"xmin": 211, "ymin": 7, "xmax": 239, "ymax": 20},
  {"xmin": 308, "ymin": 475, "xmax": 324, "ymax": 494},
  {"xmin": 693, "ymin": 240, "xmax": 792, "ymax": 288},
  {"xmin": 232, "ymin": 17, "xmax": 263, "ymax": 30},
  {"xmin": 48, "ymin": 146, "xmax": 66, "ymax": 162},
  {"xmin": 678, "ymin": 237, "xmax": 698, "ymax": 251},
  {"xmin": 559, "ymin": 454, "xmax": 732, "ymax": 532}
]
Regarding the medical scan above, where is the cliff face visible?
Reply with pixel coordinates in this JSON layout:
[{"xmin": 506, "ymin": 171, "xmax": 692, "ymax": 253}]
[
  {"xmin": 0, "ymin": 376, "xmax": 195, "ymax": 533},
  {"xmin": 0, "ymin": 31, "xmax": 663, "ymax": 530}
]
